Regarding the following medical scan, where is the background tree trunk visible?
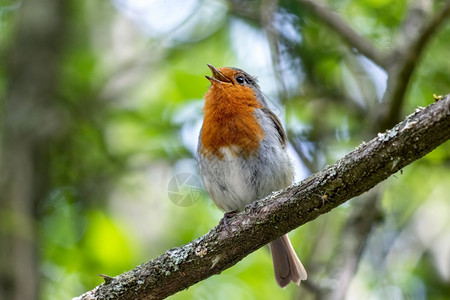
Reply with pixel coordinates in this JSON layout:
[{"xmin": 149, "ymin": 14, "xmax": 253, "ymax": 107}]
[{"xmin": 0, "ymin": 0, "xmax": 68, "ymax": 299}]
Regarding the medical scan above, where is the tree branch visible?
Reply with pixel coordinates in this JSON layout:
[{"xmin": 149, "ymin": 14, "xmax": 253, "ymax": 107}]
[
  {"xmin": 296, "ymin": 0, "xmax": 388, "ymax": 69},
  {"xmin": 377, "ymin": 1, "xmax": 450, "ymax": 130},
  {"xmin": 75, "ymin": 96, "xmax": 450, "ymax": 300}
]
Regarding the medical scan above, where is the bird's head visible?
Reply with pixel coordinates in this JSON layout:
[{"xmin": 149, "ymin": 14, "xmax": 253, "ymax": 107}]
[{"xmin": 204, "ymin": 64, "xmax": 265, "ymax": 108}]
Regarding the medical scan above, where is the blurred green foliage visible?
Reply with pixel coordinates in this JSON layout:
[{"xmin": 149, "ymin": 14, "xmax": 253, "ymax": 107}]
[{"xmin": 1, "ymin": 0, "xmax": 449, "ymax": 299}]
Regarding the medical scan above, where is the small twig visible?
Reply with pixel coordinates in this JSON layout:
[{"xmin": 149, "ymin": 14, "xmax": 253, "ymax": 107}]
[{"xmin": 289, "ymin": 134, "xmax": 318, "ymax": 173}]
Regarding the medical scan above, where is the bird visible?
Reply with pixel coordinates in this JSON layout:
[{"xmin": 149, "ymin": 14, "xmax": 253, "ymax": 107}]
[{"xmin": 197, "ymin": 64, "xmax": 307, "ymax": 288}]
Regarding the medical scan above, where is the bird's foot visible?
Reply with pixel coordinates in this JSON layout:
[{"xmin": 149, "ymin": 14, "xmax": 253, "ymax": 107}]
[{"xmin": 219, "ymin": 210, "xmax": 238, "ymax": 233}]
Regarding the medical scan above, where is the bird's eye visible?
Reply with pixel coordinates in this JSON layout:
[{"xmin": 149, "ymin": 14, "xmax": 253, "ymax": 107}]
[{"xmin": 236, "ymin": 76, "xmax": 245, "ymax": 84}]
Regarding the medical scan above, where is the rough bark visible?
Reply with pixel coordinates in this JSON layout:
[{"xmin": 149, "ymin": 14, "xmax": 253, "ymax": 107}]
[{"xmin": 75, "ymin": 96, "xmax": 450, "ymax": 300}]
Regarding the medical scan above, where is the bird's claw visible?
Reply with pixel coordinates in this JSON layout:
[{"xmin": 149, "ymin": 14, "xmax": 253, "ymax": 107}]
[{"xmin": 219, "ymin": 210, "xmax": 238, "ymax": 233}]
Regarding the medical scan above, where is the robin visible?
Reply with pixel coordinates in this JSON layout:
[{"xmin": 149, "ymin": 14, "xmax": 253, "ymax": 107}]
[{"xmin": 197, "ymin": 64, "xmax": 307, "ymax": 288}]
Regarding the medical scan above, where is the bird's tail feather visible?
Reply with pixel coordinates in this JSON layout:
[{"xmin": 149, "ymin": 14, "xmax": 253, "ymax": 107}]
[{"xmin": 269, "ymin": 234, "xmax": 307, "ymax": 288}]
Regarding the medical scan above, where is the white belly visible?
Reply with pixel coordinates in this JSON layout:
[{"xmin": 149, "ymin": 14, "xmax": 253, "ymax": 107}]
[{"xmin": 199, "ymin": 144, "xmax": 293, "ymax": 212}]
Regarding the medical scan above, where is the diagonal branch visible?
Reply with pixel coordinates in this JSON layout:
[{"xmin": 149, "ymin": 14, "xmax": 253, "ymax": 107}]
[
  {"xmin": 296, "ymin": 0, "xmax": 388, "ymax": 69},
  {"xmin": 378, "ymin": 1, "xmax": 450, "ymax": 130},
  {"xmin": 399, "ymin": 0, "xmax": 432, "ymax": 41},
  {"xmin": 75, "ymin": 96, "xmax": 450, "ymax": 300}
]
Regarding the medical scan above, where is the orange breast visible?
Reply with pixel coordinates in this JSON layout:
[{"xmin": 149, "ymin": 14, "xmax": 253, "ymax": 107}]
[{"xmin": 200, "ymin": 84, "xmax": 264, "ymax": 158}]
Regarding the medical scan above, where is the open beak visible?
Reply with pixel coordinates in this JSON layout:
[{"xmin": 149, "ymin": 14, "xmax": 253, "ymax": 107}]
[{"xmin": 205, "ymin": 64, "xmax": 231, "ymax": 84}]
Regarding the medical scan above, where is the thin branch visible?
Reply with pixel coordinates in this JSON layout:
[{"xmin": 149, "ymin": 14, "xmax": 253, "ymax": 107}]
[
  {"xmin": 378, "ymin": 1, "xmax": 450, "ymax": 130},
  {"xmin": 261, "ymin": 0, "xmax": 291, "ymax": 102},
  {"xmin": 75, "ymin": 96, "xmax": 450, "ymax": 300},
  {"xmin": 227, "ymin": 0, "xmax": 261, "ymax": 23},
  {"xmin": 296, "ymin": 0, "xmax": 388, "ymax": 69},
  {"xmin": 289, "ymin": 134, "xmax": 318, "ymax": 173},
  {"xmin": 399, "ymin": 0, "xmax": 432, "ymax": 41}
]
